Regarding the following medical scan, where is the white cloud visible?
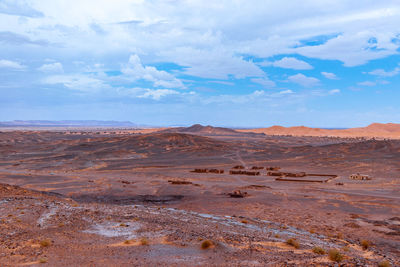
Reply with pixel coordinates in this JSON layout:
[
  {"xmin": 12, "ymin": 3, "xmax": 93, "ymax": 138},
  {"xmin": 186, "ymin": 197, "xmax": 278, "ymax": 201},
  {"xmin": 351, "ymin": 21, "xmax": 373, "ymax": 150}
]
[
  {"xmin": 357, "ymin": 80, "xmax": 389, "ymax": 87},
  {"xmin": 260, "ymin": 57, "xmax": 313, "ymax": 70},
  {"xmin": 0, "ymin": 59, "xmax": 26, "ymax": 69},
  {"xmin": 139, "ymin": 89, "xmax": 179, "ymax": 100},
  {"xmin": 321, "ymin": 72, "xmax": 338, "ymax": 80},
  {"xmin": 118, "ymin": 87, "xmax": 179, "ymax": 100},
  {"xmin": 159, "ymin": 47, "xmax": 265, "ymax": 80},
  {"xmin": 357, "ymin": 81, "xmax": 376, "ymax": 86},
  {"xmin": 122, "ymin": 54, "xmax": 185, "ymax": 89},
  {"xmin": 329, "ymin": 89, "xmax": 340, "ymax": 94},
  {"xmin": 0, "ymin": 0, "xmax": 43, "ymax": 17},
  {"xmin": 251, "ymin": 77, "xmax": 276, "ymax": 88},
  {"xmin": 43, "ymin": 74, "xmax": 108, "ymax": 92},
  {"xmin": 38, "ymin": 62, "xmax": 63, "ymax": 73},
  {"xmin": 287, "ymin": 73, "xmax": 320, "ymax": 87},
  {"xmin": 368, "ymin": 66, "xmax": 400, "ymax": 77},
  {"xmin": 278, "ymin": 89, "xmax": 294, "ymax": 95}
]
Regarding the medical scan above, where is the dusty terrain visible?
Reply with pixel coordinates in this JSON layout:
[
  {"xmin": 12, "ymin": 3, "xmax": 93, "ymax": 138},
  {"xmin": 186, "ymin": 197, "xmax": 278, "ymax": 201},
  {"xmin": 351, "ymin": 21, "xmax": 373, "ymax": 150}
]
[{"xmin": 0, "ymin": 125, "xmax": 399, "ymax": 266}]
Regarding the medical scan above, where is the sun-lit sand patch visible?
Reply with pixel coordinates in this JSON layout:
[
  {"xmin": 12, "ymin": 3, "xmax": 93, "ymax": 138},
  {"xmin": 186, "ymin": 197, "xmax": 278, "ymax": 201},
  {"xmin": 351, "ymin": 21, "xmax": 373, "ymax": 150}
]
[
  {"xmin": 84, "ymin": 221, "xmax": 142, "ymax": 238},
  {"xmin": 18, "ymin": 260, "xmax": 42, "ymax": 266},
  {"xmin": 348, "ymin": 244, "xmax": 379, "ymax": 260}
]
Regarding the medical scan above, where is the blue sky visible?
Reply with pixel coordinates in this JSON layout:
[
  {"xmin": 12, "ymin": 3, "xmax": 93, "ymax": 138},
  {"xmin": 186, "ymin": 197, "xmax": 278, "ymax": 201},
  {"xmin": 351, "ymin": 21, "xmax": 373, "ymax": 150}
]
[{"xmin": 1, "ymin": 0, "xmax": 400, "ymax": 127}]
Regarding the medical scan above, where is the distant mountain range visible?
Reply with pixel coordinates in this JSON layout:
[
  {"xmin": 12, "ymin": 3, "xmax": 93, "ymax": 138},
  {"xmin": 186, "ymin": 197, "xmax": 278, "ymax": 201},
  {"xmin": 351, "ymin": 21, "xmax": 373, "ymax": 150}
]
[
  {"xmin": 0, "ymin": 120, "xmax": 137, "ymax": 127},
  {"xmin": 238, "ymin": 123, "xmax": 400, "ymax": 139}
]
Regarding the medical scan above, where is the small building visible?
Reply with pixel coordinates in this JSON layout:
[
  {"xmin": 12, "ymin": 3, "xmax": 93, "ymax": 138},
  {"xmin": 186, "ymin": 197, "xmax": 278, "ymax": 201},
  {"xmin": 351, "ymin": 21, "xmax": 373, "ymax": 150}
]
[{"xmin": 349, "ymin": 173, "xmax": 371, "ymax": 180}]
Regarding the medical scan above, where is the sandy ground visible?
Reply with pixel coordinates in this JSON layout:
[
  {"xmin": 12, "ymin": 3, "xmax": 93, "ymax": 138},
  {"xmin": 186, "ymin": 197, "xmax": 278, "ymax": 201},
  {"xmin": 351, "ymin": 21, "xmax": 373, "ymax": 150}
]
[{"xmin": 0, "ymin": 129, "xmax": 399, "ymax": 266}]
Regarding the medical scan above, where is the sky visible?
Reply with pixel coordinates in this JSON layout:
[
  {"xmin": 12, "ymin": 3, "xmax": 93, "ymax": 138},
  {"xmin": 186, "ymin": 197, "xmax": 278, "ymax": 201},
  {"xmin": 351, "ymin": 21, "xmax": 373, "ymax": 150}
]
[{"xmin": 1, "ymin": 0, "xmax": 400, "ymax": 127}]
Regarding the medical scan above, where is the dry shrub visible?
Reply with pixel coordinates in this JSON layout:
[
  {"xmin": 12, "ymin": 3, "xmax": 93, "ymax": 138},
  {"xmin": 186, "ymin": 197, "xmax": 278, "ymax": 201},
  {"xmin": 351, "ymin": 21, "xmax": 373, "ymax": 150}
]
[
  {"xmin": 328, "ymin": 249, "xmax": 344, "ymax": 262},
  {"xmin": 360, "ymin": 239, "xmax": 370, "ymax": 250},
  {"xmin": 378, "ymin": 260, "xmax": 391, "ymax": 267},
  {"xmin": 140, "ymin": 237, "xmax": 149, "ymax": 246},
  {"xmin": 312, "ymin": 246, "xmax": 325, "ymax": 255},
  {"xmin": 201, "ymin": 240, "xmax": 213, "ymax": 249},
  {"xmin": 286, "ymin": 238, "xmax": 299, "ymax": 249},
  {"xmin": 39, "ymin": 258, "xmax": 47, "ymax": 264},
  {"xmin": 40, "ymin": 240, "xmax": 51, "ymax": 247}
]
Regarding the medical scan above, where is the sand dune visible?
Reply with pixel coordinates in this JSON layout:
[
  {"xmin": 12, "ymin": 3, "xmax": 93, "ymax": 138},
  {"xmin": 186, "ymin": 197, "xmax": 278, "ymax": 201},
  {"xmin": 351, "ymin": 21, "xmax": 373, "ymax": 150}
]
[{"xmin": 239, "ymin": 123, "xmax": 400, "ymax": 139}]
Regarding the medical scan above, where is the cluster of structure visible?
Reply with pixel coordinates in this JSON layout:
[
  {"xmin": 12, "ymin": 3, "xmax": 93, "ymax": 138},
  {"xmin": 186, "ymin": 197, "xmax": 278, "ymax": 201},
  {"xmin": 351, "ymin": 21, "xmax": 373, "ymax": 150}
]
[
  {"xmin": 349, "ymin": 173, "xmax": 371, "ymax": 180},
  {"xmin": 266, "ymin": 171, "xmax": 306, "ymax": 177},
  {"xmin": 229, "ymin": 170, "xmax": 260, "ymax": 176},
  {"xmin": 190, "ymin": 165, "xmax": 350, "ymax": 183},
  {"xmin": 227, "ymin": 190, "xmax": 248, "ymax": 198},
  {"xmin": 191, "ymin": 168, "xmax": 224, "ymax": 174}
]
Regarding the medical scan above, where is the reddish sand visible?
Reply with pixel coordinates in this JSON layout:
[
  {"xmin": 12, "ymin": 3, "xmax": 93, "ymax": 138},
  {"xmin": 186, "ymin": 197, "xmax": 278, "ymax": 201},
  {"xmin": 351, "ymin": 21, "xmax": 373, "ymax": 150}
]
[{"xmin": 238, "ymin": 123, "xmax": 400, "ymax": 139}]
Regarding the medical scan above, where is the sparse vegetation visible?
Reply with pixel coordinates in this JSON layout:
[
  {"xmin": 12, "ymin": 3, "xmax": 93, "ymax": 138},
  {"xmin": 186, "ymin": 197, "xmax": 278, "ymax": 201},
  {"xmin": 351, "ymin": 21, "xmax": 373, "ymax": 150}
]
[
  {"xmin": 286, "ymin": 238, "xmax": 299, "ymax": 249},
  {"xmin": 360, "ymin": 239, "xmax": 370, "ymax": 250},
  {"xmin": 274, "ymin": 234, "xmax": 280, "ymax": 238},
  {"xmin": 201, "ymin": 240, "xmax": 213, "ymax": 249},
  {"xmin": 328, "ymin": 249, "xmax": 344, "ymax": 262},
  {"xmin": 40, "ymin": 239, "xmax": 51, "ymax": 247},
  {"xmin": 378, "ymin": 260, "xmax": 391, "ymax": 267},
  {"xmin": 124, "ymin": 239, "xmax": 132, "ymax": 245},
  {"xmin": 140, "ymin": 237, "xmax": 149, "ymax": 246},
  {"xmin": 241, "ymin": 219, "xmax": 248, "ymax": 224},
  {"xmin": 39, "ymin": 258, "xmax": 47, "ymax": 263},
  {"xmin": 312, "ymin": 246, "xmax": 325, "ymax": 255},
  {"xmin": 343, "ymin": 245, "xmax": 350, "ymax": 252}
]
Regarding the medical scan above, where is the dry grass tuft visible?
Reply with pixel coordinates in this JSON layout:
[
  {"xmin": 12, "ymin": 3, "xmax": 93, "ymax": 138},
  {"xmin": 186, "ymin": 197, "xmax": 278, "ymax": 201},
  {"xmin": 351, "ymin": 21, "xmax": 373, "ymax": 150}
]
[
  {"xmin": 360, "ymin": 239, "xmax": 370, "ymax": 250},
  {"xmin": 39, "ymin": 258, "xmax": 47, "ymax": 264},
  {"xmin": 312, "ymin": 246, "xmax": 325, "ymax": 255},
  {"xmin": 201, "ymin": 240, "xmax": 213, "ymax": 249},
  {"xmin": 140, "ymin": 237, "xmax": 149, "ymax": 246},
  {"xmin": 40, "ymin": 240, "xmax": 51, "ymax": 247},
  {"xmin": 328, "ymin": 249, "xmax": 344, "ymax": 262},
  {"xmin": 378, "ymin": 260, "xmax": 391, "ymax": 267},
  {"xmin": 286, "ymin": 238, "xmax": 299, "ymax": 249}
]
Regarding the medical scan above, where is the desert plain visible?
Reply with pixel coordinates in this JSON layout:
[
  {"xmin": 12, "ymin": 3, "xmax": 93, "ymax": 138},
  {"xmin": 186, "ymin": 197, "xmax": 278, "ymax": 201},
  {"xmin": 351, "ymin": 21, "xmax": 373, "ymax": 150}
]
[{"xmin": 0, "ymin": 124, "xmax": 399, "ymax": 266}]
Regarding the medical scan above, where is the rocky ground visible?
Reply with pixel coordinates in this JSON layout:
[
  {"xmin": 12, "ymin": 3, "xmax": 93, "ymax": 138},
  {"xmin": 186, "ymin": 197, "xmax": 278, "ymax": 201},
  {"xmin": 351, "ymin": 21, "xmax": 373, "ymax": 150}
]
[{"xmin": 0, "ymin": 129, "xmax": 399, "ymax": 266}]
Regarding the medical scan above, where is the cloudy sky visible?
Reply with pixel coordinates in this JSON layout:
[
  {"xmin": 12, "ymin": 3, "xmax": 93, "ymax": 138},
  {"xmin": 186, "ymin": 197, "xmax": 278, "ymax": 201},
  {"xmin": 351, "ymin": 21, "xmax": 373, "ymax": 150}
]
[{"xmin": 1, "ymin": 0, "xmax": 400, "ymax": 127}]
